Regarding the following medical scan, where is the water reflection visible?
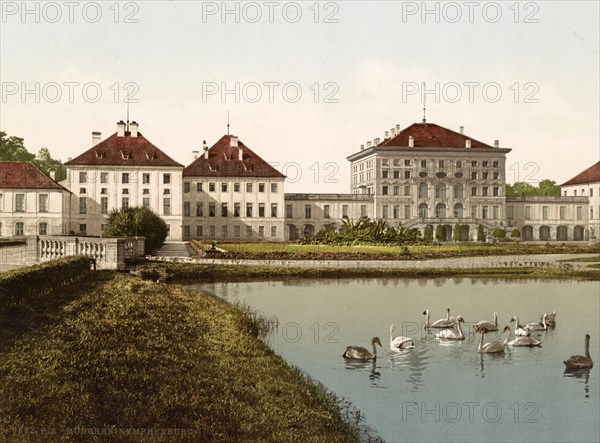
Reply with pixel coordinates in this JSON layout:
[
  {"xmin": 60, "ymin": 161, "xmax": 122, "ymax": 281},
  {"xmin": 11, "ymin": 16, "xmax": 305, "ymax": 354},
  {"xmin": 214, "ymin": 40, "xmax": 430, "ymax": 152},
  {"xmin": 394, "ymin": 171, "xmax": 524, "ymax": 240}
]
[
  {"xmin": 387, "ymin": 346, "xmax": 430, "ymax": 393},
  {"xmin": 564, "ymin": 369, "xmax": 592, "ymax": 399},
  {"xmin": 344, "ymin": 360, "xmax": 382, "ymax": 388}
]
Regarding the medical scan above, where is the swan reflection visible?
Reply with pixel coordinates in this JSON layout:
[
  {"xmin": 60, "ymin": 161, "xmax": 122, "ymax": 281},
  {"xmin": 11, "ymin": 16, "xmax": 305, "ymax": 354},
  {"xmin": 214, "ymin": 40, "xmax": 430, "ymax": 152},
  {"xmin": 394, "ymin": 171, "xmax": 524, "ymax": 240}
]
[
  {"xmin": 563, "ymin": 368, "xmax": 591, "ymax": 399},
  {"xmin": 343, "ymin": 360, "xmax": 382, "ymax": 387}
]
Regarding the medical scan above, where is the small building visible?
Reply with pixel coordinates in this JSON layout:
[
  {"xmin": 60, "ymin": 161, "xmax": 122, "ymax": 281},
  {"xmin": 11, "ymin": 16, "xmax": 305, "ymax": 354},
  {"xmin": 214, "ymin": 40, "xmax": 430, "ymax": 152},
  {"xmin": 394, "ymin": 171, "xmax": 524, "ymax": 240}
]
[
  {"xmin": 0, "ymin": 161, "xmax": 71, "ymax": 237},
  {"xmin": 63, "ymin": 121, "xmax": 184, "ymax": 239},
  {"xmin": 561, "ymin": 161, "xmax": 600, "ymax": 241},
  {"xmin": 182, "ymin": 135, "xmax": 286, "ymax": 241}
]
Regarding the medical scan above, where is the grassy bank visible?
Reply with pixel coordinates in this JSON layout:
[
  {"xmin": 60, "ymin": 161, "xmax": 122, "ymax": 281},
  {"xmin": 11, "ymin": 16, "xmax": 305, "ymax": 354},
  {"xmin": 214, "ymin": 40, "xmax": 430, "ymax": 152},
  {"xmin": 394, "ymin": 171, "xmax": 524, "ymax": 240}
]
[
  {"xmin": 140, "ymin": 262, "xmax": 600, "ymax": 282},
  {"xmin": 0, "ymin": 272, "xmax": 359, "ymax": 442}
]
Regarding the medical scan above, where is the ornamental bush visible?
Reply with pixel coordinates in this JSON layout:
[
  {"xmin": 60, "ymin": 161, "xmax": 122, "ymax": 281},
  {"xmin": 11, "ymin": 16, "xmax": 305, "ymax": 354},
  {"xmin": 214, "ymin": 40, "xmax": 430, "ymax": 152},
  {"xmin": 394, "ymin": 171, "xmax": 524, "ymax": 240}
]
[
  {"xmin": 511, "ymin": 229, "xmax": 521, "ymax": 238},
  {"xmin": 477, "ymin": 225, "xmax": 485, "ymax": 242},
  {"xmin": 103, "ymin": 207, "xmax": 167, "ymax": 255},
  {"xmin": 492, "ymin": 227, "xmax": 506, "ymax": 239}
]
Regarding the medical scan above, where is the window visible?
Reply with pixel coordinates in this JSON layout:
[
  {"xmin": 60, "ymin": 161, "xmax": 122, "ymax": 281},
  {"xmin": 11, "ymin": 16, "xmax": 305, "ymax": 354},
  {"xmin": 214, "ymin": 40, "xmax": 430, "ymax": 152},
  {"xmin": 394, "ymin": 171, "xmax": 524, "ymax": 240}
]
[
  {"xmin": 143, "ymin": 173, "xmax": 150, "ymax": 184},
  {"xmin": 259, "ymin": 183, "xmax": 265, "ymax": 192},
  {"xmin": 382, "ymin": 170, "xmax": 389, "ymax": 179},
  {"xmin": 471, "ymin": 161, "xmax": 478, "ymax": 167},
  {"xmin": 184, "ymin": 202, "xmax": 191, "ymax": 217},
  {"xmin": 184, "ymin": 182, "xmax": 190, "ymax": 193},
  {"xmin": 420, "ymin": 160, "xmax": 427, "ymax": 169},
  {"xmin": 163, "ymin": 198, "xmax": 170, "ymax": 215},
  {"xmin": 197, "ymin": 226, "xmax": 203, "ymax": 237},
  {"xmin": 122, "ymin": 189, "xmax": 129, "ymax": 195},
  {"xmin": 405, "ymin": 159, "xmax": 412, "ymax": 166},
  {"xmin": 482, "ymin": 187, "xmax": 488, "ymax": 197},
  {"xmin": 382, "ymin": 186, "xmax": 388, "ymax": 195},
  {"xmin": 590, "ymin": 189, "xmax": 594, "ymax": 197},
  {"xmin": 286, "ymin": 204, "xmax": 293, "ymax": 218},
  {"xmin": 246, "ymin": 183, "xmax": 253, "ymax": 193},
  {"xmin": 419, "ymin": 203, "xmax": 428, "ymax": 218},
  {"xmin": 271, "ymin": 183, "xmax": 277, "ymax": 193},
  {"xmin": 183, "ymin": 225, "xmax": 190, "ymax": 238},
  {"xmin": 382, "ymin": 206, "xmax": 389, "ymax": 219},
  {"xmin": 79, "ymin": 197, "xmax": 87, "ymax": 214},
  {"xmin": 142, "ymin": 198, "xmax": 149, "ymax": 209},
  {"xmin": 222, "ymin": 226, "xmax": 228, "ymax": 237},
  {"xmin": 471, "ymin": 205, "xmax": 477, "ymax": 218},
  {"xmin": 101, "ymin": 172, "xmax": 108, "ymax": 183},
  {"xmin": 482, "ymin": 172, "xmax": 488, "ymax": 180},
  {"xmin": 454, "ymin": 183, "xmax": 463, "ymax": 198},
  {"xmin": 163, "ymin": 173, "xmax": 171, "ymax": 184},
  {"xmin": 577, "ymin": 206, "xmax": 583, "ymax": 220},
  {"xmin": 323, "ymin": 205, "xmax": 330, "ymax": 219},
  {"xmin": 382, "ymin": 159, "xmax": 389, "ymax": 166},
  {"xmin": 471, "ymin": 187, "xmax": 477, "ymax": 197},
  {"xmin": 435, "ymin": 184, "xmax": 446, "ymax": 198},
  {"xmin": 209, "ymin": 225, "xmax": 216, "ymax": 237},
  {"xmin": 222, "ymin": 183, "xmax": 228, "ymax": 192},
  {"xmin": 471, "ymin": 172, "xmax": 478, "ymax": 180},
  {"xmin": 482, "ymin": 206, "xmax": 489, "ymax": 219},
  {"xmin": 122, "ymin": 197, "xmax": 129, "ymax": 210},
  {"xmin": 342, "ymin": 205, "xmax": 348, "ymax": 218},
  {"xmin": 234, "ymin": 183, "xmax": 240, "ymax": 192},
  {"xmin": 163, "ymin": 189, "xmax": 170, "ymax": 195},
  {"xmin": 393, "ymin": 205, "xmax": 399, "ymax": 218},
  {"xmin": 39, "ymin": 194, "xmax": 48, "ymax": 212},
  {"xmin": 271, "ymin": 203, "xmax": 278, "ymax": 218},
  {"xmin": 122, "ymin": 173, "xmax": 129, "ymax": 184},
  {"xmin": 271, "ymin": 226, "xmax": 277, "ymax": 237},
  {"xmin": 79, "ymin": 188, "xmax": 86, "ymax": 194},
  {"xmin": 39, "ymin": 222, "xmax": 47, "ymax": 235},
  {"xmin": 209, "ymin": 183, "xmax": 216, "ymax": 192},
  {"xmin": 393, "ymin": 159, "xmax": 400, "ymax": 166},
  {"xmin": 209, "ymin": 203, "xmax": 216, "ymax": 217},
  {"xmin": 393, "ymin": 186, "xmax": 399, "ymax": 196},
  {"xmin": 559, "ymin": 206, "xmax": 566, "ymax": 220},
  {"xmin": 493, "ymin": 206, "xmax": 499, "ymax": 219},
  {"xmin": 221, "ymin": 203, "xmax": 228, "ymax": 217},
  {"xmin": 541, "ymin": 206, "xmax": 548, "ymax": 220},
  {"xmin": 246, "ymin": 203, "xmax": 253, "ymax": 217},
  {"xmin": 456, "ymin": 160, "xmax": 462, "ymax": 169},
  {"xmin": 493, "ymin": 187, "xmax": 499, "ymax": 197},
  {"xmin": 259, "ymin": 203, "xmax": 265, "ymax": 217},
  {"xmin": 574, "ymin": 190, "xmax": 577, "ymax": 196},
  {"xmin": 101, "ymin": 197, "xmax": 109, "ymax": 214},
  {"xmin": 234, "ymin": 226, "xmax": 241, "ymax": 238},
  {"xmin": 197, "ymin": 203, "xmax": 204, "ymax": 217},
  {"xmin": 234, "ymin": 203, "xmax": 240, "ymax": 217},
  {"xmin": 404, "ymin": 205, "xmax": 411, "ymax": 219},
  {"xmin": 393, "ymin": 170, "xmax": 400, "ymax": 179},
  {"xmin": 197, "ymin": 182, "xmax": 203, "ymax": 192},
  {"xmin": 438, "ymin": 160, "xmax": 445, "ymax": 169},
  {"xmin": 507, "ymin": 206, "xmax": 514, "ymax": 219},
  {"xmin": 259, "ymin": 226, "xmax": 265, "ymax": 237},
  {"xmin": 525, "ymin": 206, "xmax": 531, "ymax": 219},
  {"xmin": 493, "ymin": 171, "xmax": 499, "ymax": 180},
  {"xmin": 360, "ymin": 205, "xmax": 367, "ymax": 217},
  {"xmin": 79, "ymin": 224, "xmax": 87, "ymax": 235},
  {"xmin": 482, "ymin": 161, "xmax": 489, "ymax": 167},
  {"xmin": 102, "ymin": 188, "xmax": 108, "ymax": 194},
  {"xmin": 305, "ymin": 205, "xmax": 312, "ymax": 219},
  {"xmin": 246, "ymin": 226, "xmax": 253, "ymax": 237},
  {"xmin": 404, "ymin": 171, "xmax": 411, "ymax": 179},
  {"xmin": 79, "ymin": 171, "xmax": 87, "ymax": 183},
  {"xmin": 493, "ymin": 161, "xmax": 499, "ymax": 168},
  {"xmin": 418, "ymin": 183, "xmax": 428, "ymax": 198},
  {"xmin": 591, "ymin": 207, "xmax": 594, "ymax": 219}
]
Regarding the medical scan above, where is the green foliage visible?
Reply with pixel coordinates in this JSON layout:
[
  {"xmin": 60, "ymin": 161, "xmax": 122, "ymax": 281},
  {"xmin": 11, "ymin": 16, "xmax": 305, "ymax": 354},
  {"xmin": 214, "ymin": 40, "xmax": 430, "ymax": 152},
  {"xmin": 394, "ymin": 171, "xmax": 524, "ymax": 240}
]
[
  {"xmin": 453, "ymin": 224, "xmax": 461, "ymax": 242},
  {"xmin": 506, "ymin": 179, "xmax": 561, "ymax": 197},
  {"xmin": 34, "ymin": 147, "xmax": 67, "ymax": 182},
  {"xmin": 477, "ymin": 225, "xmax": 485, "ymax": 242},
  {"xmin": 511, "ymin": 229, "xmax": 521, "ymax": 238},
  {"xmin": 103, "ymin": 207, "xmax": 167, "ymax": 254},
  {"xmin": 423, "ymin": 226, "xmax": 433, "ymax": 241},
  {"xmin": 492, "ymin": 227, "xmax": 506, "ymax": 239},
  {"xmin": 0, "ymin": 132, "xmax": 66, "ymax": 181},
  {"xmin": 435, "ymin": 225, "xmax": 443, "ymax": 241}
]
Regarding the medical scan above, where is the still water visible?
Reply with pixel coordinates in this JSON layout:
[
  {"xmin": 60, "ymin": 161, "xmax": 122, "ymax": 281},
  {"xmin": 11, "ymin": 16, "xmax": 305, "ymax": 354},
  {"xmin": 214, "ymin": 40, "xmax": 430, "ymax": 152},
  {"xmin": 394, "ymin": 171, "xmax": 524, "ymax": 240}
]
[{"xmin": 189, "ymin": 278, "xmax": 600, "ymax": 443}]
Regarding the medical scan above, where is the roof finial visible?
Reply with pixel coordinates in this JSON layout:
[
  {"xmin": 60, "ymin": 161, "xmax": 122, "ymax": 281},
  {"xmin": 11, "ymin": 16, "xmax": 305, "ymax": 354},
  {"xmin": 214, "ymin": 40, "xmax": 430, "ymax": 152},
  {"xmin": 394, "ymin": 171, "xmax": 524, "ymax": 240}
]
[
  {"xmin": 421, "ymin": 83, "xmax": 426, "ymax": 123},
  {"xmin": 126, "ymin": 99, "xmax": 130, "ymax": 132},
  {"xmin": 227, "ymin": 110, "xmax": 230, "ymax": 135}
]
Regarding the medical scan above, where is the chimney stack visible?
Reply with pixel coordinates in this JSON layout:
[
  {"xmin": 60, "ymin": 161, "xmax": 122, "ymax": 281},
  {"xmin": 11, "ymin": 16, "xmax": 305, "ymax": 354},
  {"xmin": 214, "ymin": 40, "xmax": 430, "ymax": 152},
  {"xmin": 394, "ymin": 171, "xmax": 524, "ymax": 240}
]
[
  {"xmin": 230, "ymin": 136, "xmax": 238, "ymax": 148},
  {"xmin": 494, "ymin": 140, "xmax": 499, "ymax": 148},
  {"xmin": 360, "ymin": 144, "xmax": 364, "ymax": 151},
  {"xmin": 367, "ymin": 141, "xmax": 372, "ymax": 148},
  {"xmin": 465, "ymin": 139, "xmax": 471, "ymax": 148},
  {"xmin": 374, "ymin": 138, "xmax": 380, "ymax": 145},
  {"xmin": 130, "ymin": 121, "xmax": 139, "ymax": 138},
  {"xmin": 49, "ymin": 171, "xmax": 56, "ymax": 180},
  {"xmin": 384, "ymin": 131, "xmax": 389, "ymax": 139},
  {"xmin": 203, "ymin": 140, "xmax": 209, "ymax": 159},
  {"xmin": 192, "ymin": 150, "xmax": 199, "ymax": 160},
  {"xmin": 238, "ymin": 147, "xmax": 243, "ymax": 161},
  {"xmin": 459, "ymin": 126, "xmax": 464, "ymax": 134},
  {"xmin": 408, "ymin": 135, "xmax": 414, "ymax": 147},
  {"xmin": 396, "ymin": 124, "xmax": 401, "ymax": 132},
  {"xmin": 116, "ymin": 120, "xmax": 126, "ymax": 137},
  {"xmin": 92, "ymin": 131, "xmax": 101, "ymax": 146},
  {"xmin": 391, "ymin": 128, "xmax": 396, "ymax": 137}
]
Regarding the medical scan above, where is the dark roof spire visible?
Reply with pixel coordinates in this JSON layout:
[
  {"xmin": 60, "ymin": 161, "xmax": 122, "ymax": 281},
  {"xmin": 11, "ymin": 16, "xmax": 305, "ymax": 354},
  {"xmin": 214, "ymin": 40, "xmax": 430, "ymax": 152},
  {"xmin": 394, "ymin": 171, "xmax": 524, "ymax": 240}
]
[{"xmin": 422, "ymin": 83, "xmax": 427, "ymax": 123}]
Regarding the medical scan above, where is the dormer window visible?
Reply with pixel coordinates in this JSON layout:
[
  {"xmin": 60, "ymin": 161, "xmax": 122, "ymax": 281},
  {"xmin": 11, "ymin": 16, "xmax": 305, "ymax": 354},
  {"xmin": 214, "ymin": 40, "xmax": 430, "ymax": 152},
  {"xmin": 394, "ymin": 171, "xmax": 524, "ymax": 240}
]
[
  {"xmin": 95, "ymin": 150, "xmax": 106, "ymax": 159},
  {"xmin": 208, "ymin": 164, "xmax": 217, "ymax": 171},
  {"xmin": 120, "ymin": 150, "xmax": 130, "ymax": 159},
  {"xmin": 145, "ymin": 151, "xmax": 158, "ymax": 160}
]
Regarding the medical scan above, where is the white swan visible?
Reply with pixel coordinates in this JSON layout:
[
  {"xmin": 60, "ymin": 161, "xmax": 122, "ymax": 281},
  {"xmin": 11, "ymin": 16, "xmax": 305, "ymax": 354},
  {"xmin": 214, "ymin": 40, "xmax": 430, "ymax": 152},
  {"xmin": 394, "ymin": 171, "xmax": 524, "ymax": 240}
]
[
  {"xmin": 564, "ymin": 334, "xmax": 593, "ymax": 370},
  {"xmin": 510, "ymin": 316, "xmax": 530, "ymax": 337},
  {"xmin": 390, "ymin": 324, "xmax": 415, "ymax": 350},
  {"xmin": 343, "ymin": 337, "xmax": 382, "ymax": 360},
  {"xmin": 435, "ymin": 316, "xmax": 465, "ymax": 340},
  {"xmin": 477, "ymin": 327, "xmax": 509, "ymax": 353},
  {"xmin": 543, "ymin": 310, "xmax": 556, "ymax": 326},
  {"xmin": 423, "ymin": 308, "xmax": 456, "ymax": 329},
  {"xmin": 504, "ymin": 326, "xmax": 542, "ymax": 347},
  {"xmin": 474, "ymin": 312, "xmax": 499, "ymax": 333},
  {"xmin": 525, "ymin": 314, "xmax": 548, "ymax": 333}
]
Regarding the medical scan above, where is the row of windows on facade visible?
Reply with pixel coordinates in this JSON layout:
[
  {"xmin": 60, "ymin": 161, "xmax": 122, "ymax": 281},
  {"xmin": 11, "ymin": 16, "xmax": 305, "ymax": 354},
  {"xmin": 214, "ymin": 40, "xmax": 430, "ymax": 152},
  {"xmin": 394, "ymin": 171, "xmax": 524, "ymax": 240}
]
[
  {"xmin": 11, "ymin": 221, "xmax": 49, "ymax": 236},
  {"xmin": 353, "ymin": 159, "xmax": 501, "ymax": 173},
  {"xmin": 564, "ymin": 188, "xmax": 597, "ymax": 197},
  {"xmin": 390, "ymin": 203, "xmax": 501, "ymax": 220},
  {"xmin": 78, "ymin": 171, "xmax": 173, "ymax": 185},
  {"xmin": 354, "ymin": 170, "xmax": 501, "ymax": 182},
  {"xmin": 379, "ymin": 184, "xmax": 502, "ymax": 197},
  {"xmin": 517, "ymin": 205, "xmax": 591, "ymax": 220},
  {"xmin": 1, "ymin": 194, "xmax": 50, "ymax": 213},
  {"xmin": 184, "ymin": 182, "xmax": 278, "ymax": 193},
  {"xmin": 183, "ymin": 225, "xmax": 278, "ymax": 238}
]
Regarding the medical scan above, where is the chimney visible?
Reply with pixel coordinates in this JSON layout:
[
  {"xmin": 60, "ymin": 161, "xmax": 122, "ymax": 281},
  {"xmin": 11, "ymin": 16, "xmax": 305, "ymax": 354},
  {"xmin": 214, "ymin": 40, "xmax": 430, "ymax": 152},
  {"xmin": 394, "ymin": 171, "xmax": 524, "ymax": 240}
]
[
  {"xmin": 459, "ymin": 126, "xmax": 464, "ymax": 134},
  {"xmin": 374, "ymin": 138, "xmax": 380, "ymax": 145},
  {"xmin": 384, "ymin": 131, "xmax": 389, "ymax": 139},
  {"xmin": 49, "ymin": 171, "xmax": 56, "ymax": 180},
  {"xmin": 494, "ymin": 140, "xmax": 499, "ymax": 148},
  {"xmin": 92, "ymin": 131, "xmax": 101, "ymax": 146},
  {"xmin": 230, "ymin": 136, "xmax": 238, "ymax": 147},
  {"xmin": 130, "ymin": 121, "xmax": 139, "ymax": 138},
  {"xmin": 391, "ymin": 128, "xmax": 396, "ymax": 137},
  {"xmin": 408, "ymin": 135, "xmax": 414, "ymax": 147},
  {"xmin": 192, "ymin": 150, "xmax": 199, "ymax": 160},
  {"xmin": 360, "ymin": 144, "xmax": 364, "ymax": 151},
  {"xmin": 465, "ymin": 139, "xmax": 471, "ymax": 148},
  {"xmin": 116, "ymin": 120, "xmax": 126, "ymax": 137},
  {"xmin": 396, "ymin": 124, "xmax": 401, "ymax": 132},
  {"xmin": 238, "ymin": 147, "xmax": 243, "ymax": 161},
  {"xmin": 367, "ymin": 141, "xmax": 372, "ymax": 148}
]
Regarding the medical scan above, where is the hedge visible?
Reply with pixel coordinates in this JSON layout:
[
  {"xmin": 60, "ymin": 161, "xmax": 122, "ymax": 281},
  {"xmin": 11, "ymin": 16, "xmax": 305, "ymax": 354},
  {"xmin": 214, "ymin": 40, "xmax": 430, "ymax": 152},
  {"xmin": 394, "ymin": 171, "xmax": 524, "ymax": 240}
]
[{"xmin": 0, "ymin": 257, "xmax": 93, "ymax": 304}]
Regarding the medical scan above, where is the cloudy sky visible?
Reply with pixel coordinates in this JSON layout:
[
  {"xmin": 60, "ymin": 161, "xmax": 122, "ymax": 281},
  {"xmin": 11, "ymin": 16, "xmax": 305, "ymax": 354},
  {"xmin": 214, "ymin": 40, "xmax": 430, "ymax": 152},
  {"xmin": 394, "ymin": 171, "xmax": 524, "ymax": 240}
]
[{"xmin": 1, "ymin": 1, "xmax": 598, "ymax": 192}]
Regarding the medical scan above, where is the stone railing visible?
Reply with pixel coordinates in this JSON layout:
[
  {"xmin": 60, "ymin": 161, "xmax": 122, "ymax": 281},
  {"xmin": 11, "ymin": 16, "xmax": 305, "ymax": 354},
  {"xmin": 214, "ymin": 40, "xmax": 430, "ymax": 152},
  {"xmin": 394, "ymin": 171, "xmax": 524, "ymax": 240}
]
[{"xmin": 26, "ymin": 235, "xmax": 145, "ymax": 270}]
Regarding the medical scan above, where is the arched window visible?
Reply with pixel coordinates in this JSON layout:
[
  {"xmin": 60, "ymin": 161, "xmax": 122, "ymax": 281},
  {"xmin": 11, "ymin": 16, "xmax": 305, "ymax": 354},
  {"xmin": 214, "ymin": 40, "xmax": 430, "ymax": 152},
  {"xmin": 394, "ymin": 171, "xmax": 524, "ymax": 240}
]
[
  {"xmin": 454, "ymin": 183, "xmax": 463, "ymax": 198},
  {"xmin": 418, "ymin": 183, "xmax": 428, "ymax": 198},
  {"xmin": 418, "ymin": 203, "xmax": 428, "ymax": 218},
  {"xmin": 453, "ymin": 203, "xmax": 463, "ymax": 219},
  {"xmin": 435, "ymin": 184, "xmax": 446, "ymax": 198},
  {"xmin": 435, "ymin": 203, "xmax": 446, "ymax": 218}
]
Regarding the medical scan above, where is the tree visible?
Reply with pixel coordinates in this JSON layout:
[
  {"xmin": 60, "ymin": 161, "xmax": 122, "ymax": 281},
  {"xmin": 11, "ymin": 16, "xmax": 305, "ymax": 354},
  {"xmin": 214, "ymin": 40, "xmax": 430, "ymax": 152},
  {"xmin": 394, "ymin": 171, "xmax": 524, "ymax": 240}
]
[
  {"xmin": 477, "ymin": 225, "xmax": 485, "ymax": 242},
  {"xmin": 34, "ymin": 147, "xmax": 67, "ymax": 182},
  {"xmin": 492, "ymin": 227, "xmax": 506, "ymax": 239},
  {"xmin": 511, "ymin": 228, "xmax": 521, "ymax": 239},
  {"xmin": 537, "ymin": 179, "xmax": 560, "ymax": 196},
  {"xmin": 423, "ymin": 226, "xmax": 432, "ymax": 241},
  {"xmin": 435, "ymin": 225, "xmax": 444, "ymax": 241},
  {"xmin": 453, "ymin": 224, "xmax": 461, "ymax": 242},
  {"xmin": 0, "ymin": 132, "xmax": 34, "ymax": 162},
  {"xmin": 103, "ymin": 207, "xmax": 168, "ymax": 255},
  {"xmin": 506, "ymin": 179, "xmax": 561, "ymax": 197}
]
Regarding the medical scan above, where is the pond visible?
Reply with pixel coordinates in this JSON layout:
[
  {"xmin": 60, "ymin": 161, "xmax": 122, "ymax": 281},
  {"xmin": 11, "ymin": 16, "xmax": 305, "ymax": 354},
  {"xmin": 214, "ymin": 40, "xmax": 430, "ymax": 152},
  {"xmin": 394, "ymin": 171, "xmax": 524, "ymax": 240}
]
[{"xmin": 187, "ymin": 278, "xmax": 600, "ymax": 443}]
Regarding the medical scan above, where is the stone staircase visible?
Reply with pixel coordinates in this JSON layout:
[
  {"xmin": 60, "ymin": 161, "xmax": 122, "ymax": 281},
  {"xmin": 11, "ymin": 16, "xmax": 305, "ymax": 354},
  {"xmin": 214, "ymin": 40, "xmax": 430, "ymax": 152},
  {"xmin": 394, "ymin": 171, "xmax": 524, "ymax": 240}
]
[{"xmin": 153, "ymin": 241, "xmax": 192, "ymax": 257}]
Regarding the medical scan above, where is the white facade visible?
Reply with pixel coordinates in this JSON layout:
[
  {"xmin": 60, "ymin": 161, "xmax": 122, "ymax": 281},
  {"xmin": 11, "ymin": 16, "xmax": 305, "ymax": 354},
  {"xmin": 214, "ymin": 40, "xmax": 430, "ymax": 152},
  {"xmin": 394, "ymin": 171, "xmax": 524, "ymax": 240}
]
[{"xmin": 562, "ymin": 180, "xmax": 600, "ymax": 240}]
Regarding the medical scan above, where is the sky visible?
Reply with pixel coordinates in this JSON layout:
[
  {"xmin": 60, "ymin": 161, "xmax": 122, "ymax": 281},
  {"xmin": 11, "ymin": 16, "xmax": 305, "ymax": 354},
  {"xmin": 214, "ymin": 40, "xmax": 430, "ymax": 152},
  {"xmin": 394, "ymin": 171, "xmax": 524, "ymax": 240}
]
[{"xmin": 1, "ymin": 1, "xmax": 598, "ymax": 193}]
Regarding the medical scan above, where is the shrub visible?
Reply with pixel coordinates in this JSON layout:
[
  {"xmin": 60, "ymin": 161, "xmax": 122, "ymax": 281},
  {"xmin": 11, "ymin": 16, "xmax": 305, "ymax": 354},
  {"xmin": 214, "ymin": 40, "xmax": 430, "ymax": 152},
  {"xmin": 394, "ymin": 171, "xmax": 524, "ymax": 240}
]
[
  {"xmin": 453, "ymin": 224, "xmax": 461, "ymax": 242},
  {"xmin": 511, "ymin": 228, "xmax": 521, "ymax": 238},
  {"xmin": 423, "ymin": 226, "xmax": 432, "ymax": 241},
  {"xmin": 435, "ymin": 225, "xmax": 444, "ymax": 241},
  {"xmin": 103, "ymin": 207, "xmax": 167, "ymax": 254},
  {"xmin": 477, "ymin": 225, "xmax": 485, "ymax": 242},
  {"xmin": 492, "ymin": 227, "xmax": 506, "ymax": 239}
]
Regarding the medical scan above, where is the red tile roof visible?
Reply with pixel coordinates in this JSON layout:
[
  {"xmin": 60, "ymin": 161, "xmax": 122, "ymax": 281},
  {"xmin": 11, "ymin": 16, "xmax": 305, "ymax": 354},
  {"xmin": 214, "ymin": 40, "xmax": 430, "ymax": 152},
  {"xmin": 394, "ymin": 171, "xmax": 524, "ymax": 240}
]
[
  {"xmin": 183, "ymin": 135, "xmax": 285, "ymax": 178},
  {"xmin": 0, "ymin": 162, "xmax": 69, "ymax": 191},
  {"xmin": 65, "ymin": 132, "xmax": 183, "ymax": 167},
  {"xmin": 379, "ymin": 122, "xmax": 495, "ymax": 149},
  {"xmin": 561, "ymin": 161, "xmax": 600, "ymax": 186}
]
